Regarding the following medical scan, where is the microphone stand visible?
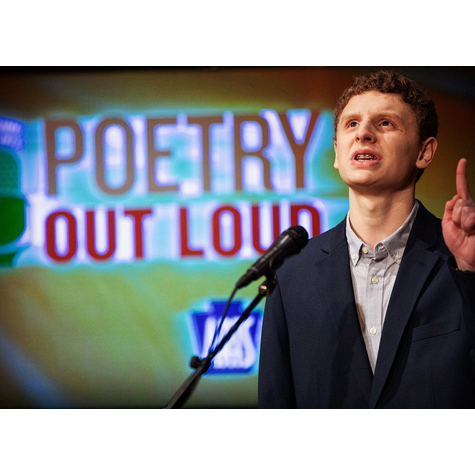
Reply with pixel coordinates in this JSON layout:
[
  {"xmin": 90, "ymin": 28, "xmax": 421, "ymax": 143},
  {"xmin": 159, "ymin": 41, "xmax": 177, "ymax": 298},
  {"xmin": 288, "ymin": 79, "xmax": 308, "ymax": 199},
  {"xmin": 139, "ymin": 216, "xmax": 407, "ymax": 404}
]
[{"xmin": 163, "ymin": 275, "xmax": 276, "ymax": 409}]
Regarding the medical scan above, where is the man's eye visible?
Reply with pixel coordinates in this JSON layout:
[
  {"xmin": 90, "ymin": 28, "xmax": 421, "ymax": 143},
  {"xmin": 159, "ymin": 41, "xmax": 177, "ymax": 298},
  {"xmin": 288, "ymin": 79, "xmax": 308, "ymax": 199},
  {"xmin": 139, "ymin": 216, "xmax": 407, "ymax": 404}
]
[
  {"xmin": 348, "ymin": 121, "xmax": 358, "ymax": 128},
  {"xmin": 380, "ymin": 120, "xmax": 392, "ymax": 127}
]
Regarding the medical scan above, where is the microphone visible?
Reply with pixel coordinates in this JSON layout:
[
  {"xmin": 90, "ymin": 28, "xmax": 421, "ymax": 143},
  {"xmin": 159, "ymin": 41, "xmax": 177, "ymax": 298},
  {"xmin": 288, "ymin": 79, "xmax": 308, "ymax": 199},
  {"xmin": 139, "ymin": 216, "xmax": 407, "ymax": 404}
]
[{"xmin": 235, "ymin": 225, "xmax": 309, "ymax": 289}]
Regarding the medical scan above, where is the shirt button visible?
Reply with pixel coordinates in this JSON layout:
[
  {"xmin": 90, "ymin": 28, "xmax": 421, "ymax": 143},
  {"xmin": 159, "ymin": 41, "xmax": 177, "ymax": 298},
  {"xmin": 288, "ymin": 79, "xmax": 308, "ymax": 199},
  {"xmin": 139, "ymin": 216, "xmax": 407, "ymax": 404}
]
[
  {"xmin": 362, "ymin": 247, "xmax": 369, "ymax": 254},
  {"xmin": 352, "ymin": 253, "xmax": 358, "ymax": 261},
  {"xmin": 369, "ymin": 326, "xmax": 377, "ymax": 335},
  {"xmin": 371, "ymin": 276, "xmax": 379, "ymax": 284}
]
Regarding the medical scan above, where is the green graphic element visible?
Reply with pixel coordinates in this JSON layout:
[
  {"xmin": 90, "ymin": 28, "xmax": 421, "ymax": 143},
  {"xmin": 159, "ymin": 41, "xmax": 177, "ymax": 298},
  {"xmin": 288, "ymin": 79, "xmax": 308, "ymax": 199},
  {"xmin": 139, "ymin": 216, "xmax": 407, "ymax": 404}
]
[
  {"xmin": 0, "ymin": 251, "xmax": 19, "ymax": 265},
  {"xmin": 0, "ymin": 147, "xmax": 26, "ymax": 266},
  {"xmin": 0, "ymin": 196, "xmax": 25, "ymax": 244}
]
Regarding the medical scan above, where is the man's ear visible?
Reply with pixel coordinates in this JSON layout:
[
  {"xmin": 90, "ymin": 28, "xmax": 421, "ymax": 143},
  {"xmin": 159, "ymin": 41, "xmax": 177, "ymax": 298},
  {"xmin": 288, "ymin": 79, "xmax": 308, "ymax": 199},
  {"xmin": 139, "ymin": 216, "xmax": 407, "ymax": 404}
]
[
  {"xmin": 334, "ymin": 140, "xmax": 339, "ymax": 169},
  {"xmin": 416, "ymin": 137, "xmax": 438, "ymax": 170}
]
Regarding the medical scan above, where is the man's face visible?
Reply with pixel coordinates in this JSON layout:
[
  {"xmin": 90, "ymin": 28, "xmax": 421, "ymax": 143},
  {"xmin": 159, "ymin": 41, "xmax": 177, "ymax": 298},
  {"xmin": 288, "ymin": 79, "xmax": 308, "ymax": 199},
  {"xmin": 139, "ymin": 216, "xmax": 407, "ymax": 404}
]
[{"xmin": 334, "ymin": 91, "xmax": 432, "ymax": 194}]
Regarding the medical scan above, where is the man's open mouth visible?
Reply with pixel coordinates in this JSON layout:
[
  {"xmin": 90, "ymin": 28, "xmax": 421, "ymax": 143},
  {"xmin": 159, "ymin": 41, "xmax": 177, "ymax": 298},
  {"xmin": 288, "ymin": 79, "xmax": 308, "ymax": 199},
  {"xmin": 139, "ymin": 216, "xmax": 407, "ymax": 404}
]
[{"xmin": 354, "ymin": 154, "xmax": 378, "ymax": 161}]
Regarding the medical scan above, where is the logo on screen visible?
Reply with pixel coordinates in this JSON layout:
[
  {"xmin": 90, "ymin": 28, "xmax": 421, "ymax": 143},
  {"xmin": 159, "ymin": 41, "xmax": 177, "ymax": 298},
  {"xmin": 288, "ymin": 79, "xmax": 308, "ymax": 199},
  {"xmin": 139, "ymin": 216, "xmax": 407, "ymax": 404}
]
[
  {"xmin": 189, "ymin": 300, "xmax": 262, "ymax": 374},
  {"xmin": 0, "ymin": 118, "xmax": 27, "ymax": 266}
]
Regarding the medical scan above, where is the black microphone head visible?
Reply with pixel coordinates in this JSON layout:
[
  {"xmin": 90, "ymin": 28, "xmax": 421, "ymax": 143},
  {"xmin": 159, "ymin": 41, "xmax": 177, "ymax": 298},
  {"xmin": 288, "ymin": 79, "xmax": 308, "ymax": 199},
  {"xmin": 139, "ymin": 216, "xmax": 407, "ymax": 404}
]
[
  {"xmin": 235, "ymin": 225, "xmax": 309, "ymax": 289},
  {"xmin": 282, "ymin": 225, "xmax": 309, "ymax": 251}
]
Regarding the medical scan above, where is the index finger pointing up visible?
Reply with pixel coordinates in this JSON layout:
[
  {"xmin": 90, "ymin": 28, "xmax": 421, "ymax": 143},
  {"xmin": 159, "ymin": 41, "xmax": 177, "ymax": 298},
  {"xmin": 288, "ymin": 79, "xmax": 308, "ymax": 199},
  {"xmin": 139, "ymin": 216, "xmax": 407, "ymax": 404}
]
[{"xmin": 456, "ymin": 158, "xmax": 472, "ymax": 201}]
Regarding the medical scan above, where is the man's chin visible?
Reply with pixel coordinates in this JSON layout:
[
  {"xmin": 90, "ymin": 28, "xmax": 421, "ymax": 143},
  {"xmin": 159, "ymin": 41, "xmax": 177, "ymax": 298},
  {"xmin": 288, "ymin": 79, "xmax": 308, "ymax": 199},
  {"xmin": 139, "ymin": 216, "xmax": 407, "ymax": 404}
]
[{"xmin": 347, "ymin": 180, "xmax": 389, "ymax": 196}]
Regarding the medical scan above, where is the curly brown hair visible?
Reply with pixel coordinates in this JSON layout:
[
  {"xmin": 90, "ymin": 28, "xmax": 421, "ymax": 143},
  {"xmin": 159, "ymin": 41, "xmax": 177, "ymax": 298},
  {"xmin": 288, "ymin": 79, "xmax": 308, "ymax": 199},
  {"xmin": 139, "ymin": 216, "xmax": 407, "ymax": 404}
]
[{"xmin": 334, "ymin": 70, "xmax": 439, "ymax": 143}]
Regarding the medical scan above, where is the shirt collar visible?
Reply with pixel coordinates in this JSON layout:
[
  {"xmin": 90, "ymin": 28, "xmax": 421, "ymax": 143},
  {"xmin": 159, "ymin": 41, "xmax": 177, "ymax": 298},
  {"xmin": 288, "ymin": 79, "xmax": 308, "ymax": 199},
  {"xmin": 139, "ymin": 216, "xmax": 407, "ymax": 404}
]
[{"xmin": 346, "ymin": 201, "xmax": 419, "ymax": 267}]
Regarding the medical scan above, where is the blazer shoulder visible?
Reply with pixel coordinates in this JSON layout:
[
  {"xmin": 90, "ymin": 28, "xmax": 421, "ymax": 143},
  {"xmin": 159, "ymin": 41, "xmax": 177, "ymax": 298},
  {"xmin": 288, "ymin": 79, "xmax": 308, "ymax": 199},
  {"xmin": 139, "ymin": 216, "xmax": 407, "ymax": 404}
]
[
  {"xmin": 307, "ymin": 218, "xmax": 347, "ymax": 253},
  {"xmin": 412, "ymin": 201, "xmax": 451, "ymax": 258},
  {"xmin": 277, "ymin": 219, "xmax": 347, "ymax": 275}
]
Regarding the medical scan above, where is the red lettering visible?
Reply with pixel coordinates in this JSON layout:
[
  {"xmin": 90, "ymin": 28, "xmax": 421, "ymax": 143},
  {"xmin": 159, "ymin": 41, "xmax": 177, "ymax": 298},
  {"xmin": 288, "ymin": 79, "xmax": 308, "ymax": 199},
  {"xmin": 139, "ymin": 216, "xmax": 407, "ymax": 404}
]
[
  {"xmin": 251, "ymin": 203, "xmax": 281, "ymax": 254},
  {"xmin": 180, "ymin": 207, "xmax": 204, "ymax": 257},
  {"xmin": 45, "ymin": 210, "xmax": 78, "ymax": 262},
  {"xmin": 212, "ymin": 205, "xmax": 242, "ymax": 257},
  {"xmin": 124, "ymin": 208, "xmax": 153, "ymax": 259},
  {"xmin": 290, "ymin": 203, "xmax": 321, "ymax": 237},
  {"xmin": 86, "ymin": 209, "xmax": 116, "ymax": 260}
]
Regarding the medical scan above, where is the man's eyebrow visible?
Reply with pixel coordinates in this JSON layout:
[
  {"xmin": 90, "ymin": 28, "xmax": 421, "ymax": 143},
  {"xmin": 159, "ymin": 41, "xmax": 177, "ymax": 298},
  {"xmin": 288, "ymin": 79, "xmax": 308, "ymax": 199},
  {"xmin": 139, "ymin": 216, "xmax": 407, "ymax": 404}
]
[
  {"xmin": 339, "ymin": 111, "xmax": 405, "ymax": 122},
  {"xmin": 375, "ymin": 111, "xmax": 404, "ymax": 121}
]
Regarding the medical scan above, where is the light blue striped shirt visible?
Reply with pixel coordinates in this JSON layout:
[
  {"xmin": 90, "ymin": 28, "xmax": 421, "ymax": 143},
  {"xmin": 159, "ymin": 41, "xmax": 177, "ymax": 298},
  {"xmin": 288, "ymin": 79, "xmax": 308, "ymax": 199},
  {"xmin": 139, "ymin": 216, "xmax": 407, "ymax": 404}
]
[{"xmin": 345, "ymin": 201, "xmax": 419, "ymax": 373}]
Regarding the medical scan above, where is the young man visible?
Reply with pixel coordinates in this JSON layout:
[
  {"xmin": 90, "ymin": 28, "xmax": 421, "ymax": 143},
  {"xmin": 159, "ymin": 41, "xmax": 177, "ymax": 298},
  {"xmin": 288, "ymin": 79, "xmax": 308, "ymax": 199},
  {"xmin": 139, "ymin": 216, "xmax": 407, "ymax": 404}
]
[{"xmin": 258, "ymin": 70, "xmax": 475, "ymax": 408}]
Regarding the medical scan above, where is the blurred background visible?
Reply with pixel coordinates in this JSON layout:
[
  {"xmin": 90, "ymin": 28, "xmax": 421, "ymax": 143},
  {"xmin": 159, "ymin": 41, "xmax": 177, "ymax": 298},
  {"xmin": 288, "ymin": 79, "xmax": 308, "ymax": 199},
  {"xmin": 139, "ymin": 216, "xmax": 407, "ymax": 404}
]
[{"xmin": 1, "ymin": 66, "xmax": 474, "ymax": 408}]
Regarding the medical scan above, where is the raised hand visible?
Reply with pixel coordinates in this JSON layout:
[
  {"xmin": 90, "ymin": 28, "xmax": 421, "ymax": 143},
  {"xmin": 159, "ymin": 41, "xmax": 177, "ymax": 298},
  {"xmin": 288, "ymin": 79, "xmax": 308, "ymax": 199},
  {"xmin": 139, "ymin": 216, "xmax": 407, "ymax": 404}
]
[{"xmin": 442, "ymin": 158, "xmax": 475, "ymax": 271}]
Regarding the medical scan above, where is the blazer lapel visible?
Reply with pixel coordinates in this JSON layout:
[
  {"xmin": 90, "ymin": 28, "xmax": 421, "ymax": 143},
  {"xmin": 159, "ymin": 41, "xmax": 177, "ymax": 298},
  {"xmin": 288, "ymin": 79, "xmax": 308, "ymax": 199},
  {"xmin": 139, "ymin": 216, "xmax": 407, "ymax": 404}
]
[
  {"xmin": 369, "ymin": 204, "xmax": 441, "ymax": 408},
  {"xmin": 316, "ymin": 221, "xmax": 373, "ymax": 404}
]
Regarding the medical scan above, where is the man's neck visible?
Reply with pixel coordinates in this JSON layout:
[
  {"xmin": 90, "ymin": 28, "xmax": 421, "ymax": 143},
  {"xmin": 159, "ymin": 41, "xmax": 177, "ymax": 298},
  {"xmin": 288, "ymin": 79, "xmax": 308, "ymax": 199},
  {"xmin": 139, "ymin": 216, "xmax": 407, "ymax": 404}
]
[{"xmin": 348, "ymin": 188, "xmax": 416, "ymax": 249}]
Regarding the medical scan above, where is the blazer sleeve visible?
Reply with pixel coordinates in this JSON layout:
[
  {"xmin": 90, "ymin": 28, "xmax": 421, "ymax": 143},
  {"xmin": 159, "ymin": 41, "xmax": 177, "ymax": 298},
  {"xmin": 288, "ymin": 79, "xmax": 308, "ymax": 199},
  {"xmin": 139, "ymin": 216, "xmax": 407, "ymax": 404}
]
[
  {"xmin": 258, "ymin": 275, "xmax": 297, "ymax": 408},
  {"xmin": 450, "ymin": 266, "xmax": 475, "ymax": 348}
]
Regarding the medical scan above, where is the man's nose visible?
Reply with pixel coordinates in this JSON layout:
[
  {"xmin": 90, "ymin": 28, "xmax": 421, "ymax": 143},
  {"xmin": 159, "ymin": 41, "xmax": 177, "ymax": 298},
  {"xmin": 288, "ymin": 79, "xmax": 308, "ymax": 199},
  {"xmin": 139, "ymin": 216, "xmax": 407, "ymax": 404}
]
[{"xmin": 356, "ymin": 121, "xmax": 376, "ymax": 143}]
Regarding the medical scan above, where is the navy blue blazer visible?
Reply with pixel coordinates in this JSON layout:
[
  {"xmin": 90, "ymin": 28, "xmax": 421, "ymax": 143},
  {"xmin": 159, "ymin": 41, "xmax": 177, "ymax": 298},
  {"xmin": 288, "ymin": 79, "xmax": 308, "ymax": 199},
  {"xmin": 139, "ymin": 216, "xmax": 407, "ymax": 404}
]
[{"xmin": 258, "ymin": 203, "xmax": 475, "ymax": 408}]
